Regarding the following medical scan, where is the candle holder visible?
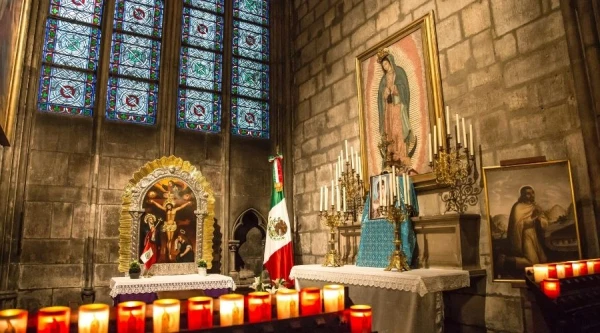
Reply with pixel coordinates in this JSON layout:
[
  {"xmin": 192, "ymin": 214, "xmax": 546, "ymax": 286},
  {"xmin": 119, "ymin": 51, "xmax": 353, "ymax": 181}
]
[
  {"xmin": 378, "ymin": 200, "xmax": 413, "ymax": 272},
  {"xmin": 377, "ymin": 133, "xmax": 412, "ymax": 174},
  {"xmin": 319, "ymin": 207, "xmax": 345, "ymax": 267},
  {"xmin": 339, "ymin": 160, "xmax": 366, "ymax": 225},
  {"xmin": 430, "ymin": 133, "xmax": 482, "ymax": 214}
]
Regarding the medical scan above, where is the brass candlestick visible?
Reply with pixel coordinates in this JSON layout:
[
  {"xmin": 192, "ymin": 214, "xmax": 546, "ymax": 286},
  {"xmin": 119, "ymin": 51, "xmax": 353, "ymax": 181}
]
[
  {"xmin": 430, "ymin": 133, "xmax": 482, "ymax": 214},
  {"xmin": 340, "ymin": 161, "xmax": 366, "ymax": 225},
  {"xmin": 378, "ymin": 199, "xmax": 413, "ymax": 272},
  {"xmin": 319, "ymin": 207, "xmax": 346, "ymax": 267}
]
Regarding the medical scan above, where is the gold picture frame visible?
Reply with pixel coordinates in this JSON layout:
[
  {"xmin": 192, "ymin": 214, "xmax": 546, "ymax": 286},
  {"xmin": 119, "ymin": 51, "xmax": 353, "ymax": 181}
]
[
  {"xmin": 356, "ymin": 11, "xmax": 445, "ymax": 191},
  {"xmin": 0, "ymin": 0, "xmax": 31, "ymax": 146},
  {"xmin": 483, "ymin": 160, "xmax": 582, "ymax": 282}
]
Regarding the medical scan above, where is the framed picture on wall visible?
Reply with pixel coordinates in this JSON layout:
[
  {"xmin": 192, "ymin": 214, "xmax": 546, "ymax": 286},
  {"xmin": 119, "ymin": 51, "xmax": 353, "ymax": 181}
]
[
  {"xmin": 483, "ymin": 160, "xmax": 582, "ymax": 282},
  {"xmin": 0, "ymin": 0, "xmax": 31, "ymax": 146},
  {"xmin": 356, "ymin": 11, "xmax": 445, "ymax": 191}
]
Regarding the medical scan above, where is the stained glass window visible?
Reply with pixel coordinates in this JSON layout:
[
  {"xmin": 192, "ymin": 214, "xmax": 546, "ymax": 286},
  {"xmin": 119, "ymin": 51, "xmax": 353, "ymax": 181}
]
[
  {"xmin": 38, "ymin": 0, "xmax": 104, "ymax": 116},
  {"xmin": 231, "ymin": 0, "xmax": 270, "ymax": 138},
  {"xmin": 106, "ymin": 0, "xmax": 164, "ymax": 125},
  {"xmin": 177, "ymin": 0, "xmax": 224, "ymax": 133}
]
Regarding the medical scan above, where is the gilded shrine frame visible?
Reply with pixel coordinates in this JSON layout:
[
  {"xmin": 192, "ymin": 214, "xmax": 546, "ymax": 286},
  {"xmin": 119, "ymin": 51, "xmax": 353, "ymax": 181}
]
[
  {"xmin": 118, "ymin": 156, "xmax": 216, "ymax": 275},
  {"xmin": 356, "ymin": 12, "xmax": 444, "ymax": 190}
]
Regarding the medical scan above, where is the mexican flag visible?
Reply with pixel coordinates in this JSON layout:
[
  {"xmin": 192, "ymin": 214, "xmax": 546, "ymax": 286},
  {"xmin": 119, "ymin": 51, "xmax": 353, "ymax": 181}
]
[{"xmin": 264, "ymin": 153, "xmax": 294, "ymax": 283}]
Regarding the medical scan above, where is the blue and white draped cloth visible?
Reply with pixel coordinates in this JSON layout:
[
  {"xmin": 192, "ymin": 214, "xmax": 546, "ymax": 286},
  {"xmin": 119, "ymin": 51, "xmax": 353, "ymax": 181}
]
[{"xmin": 356, "ymin": 175, "xmax": 418, "ymax": 268}]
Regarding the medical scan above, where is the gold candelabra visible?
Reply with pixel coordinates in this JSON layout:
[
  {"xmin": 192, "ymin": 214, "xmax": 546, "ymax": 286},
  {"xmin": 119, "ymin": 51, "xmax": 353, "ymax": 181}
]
[
  {"xmin": 319, "ymin": 208, "xmax": 347, "ymax": 267},
  {"xmin": 340, "ymin": 161, "xmax": 366, "ymax": 225},
  {"xmin": 378, "ymin": 198, "xmax": 413, "ymax": 272},
  {"xmin": 430, "ymin": 133, "xmax": 482, "ymax": 214},
  {"xmin": 377, "ymin": 133, "xmax": 412, "ymax": 174}
]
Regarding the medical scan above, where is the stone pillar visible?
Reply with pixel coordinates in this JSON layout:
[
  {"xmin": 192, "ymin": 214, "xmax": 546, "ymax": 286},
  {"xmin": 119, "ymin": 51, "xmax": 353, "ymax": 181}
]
[{"xmin": 228, "ymin": 240, "xmax": 240, "ymax": 283}]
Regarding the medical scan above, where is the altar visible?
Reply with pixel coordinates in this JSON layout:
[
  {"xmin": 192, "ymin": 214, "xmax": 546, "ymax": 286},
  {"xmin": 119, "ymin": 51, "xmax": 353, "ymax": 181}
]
[
  {"xmin": 290, "ymin": 265, "xmax": 470, "ymax": 333},
  {"xmin": 109, "ymin": 274, "xmax": 236, "ymax": 305}
]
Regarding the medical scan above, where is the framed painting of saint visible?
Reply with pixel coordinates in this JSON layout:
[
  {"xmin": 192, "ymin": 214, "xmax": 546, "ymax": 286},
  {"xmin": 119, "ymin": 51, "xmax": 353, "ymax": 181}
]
[
  {"xmin": 483, "ymin": 160, "xmax": 582, "ymax": 282},
  {"xmin": 356, "ymin": 11, "xmax": 444, "ymax": 190}
]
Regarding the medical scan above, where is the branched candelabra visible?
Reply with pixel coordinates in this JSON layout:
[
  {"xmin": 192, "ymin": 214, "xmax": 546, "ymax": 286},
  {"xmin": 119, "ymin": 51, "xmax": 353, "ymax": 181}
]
[
  {"xmin": 377, "ymin": 133, "xmax": 412, "ymax": 174},
  {"xmin": 378, "ymin": 198, "xmax": 413, "ymax": 272},
  {"xmin": 430, "ymin": 132, "xmax": 482, "ymax": 214},
  {"xmin": 340, "ymin": 161, "xmax": 365, "ymax": 225},
  {"xmin": 319, "ymin": 208, "xmax": 349, "ymax": 267}
]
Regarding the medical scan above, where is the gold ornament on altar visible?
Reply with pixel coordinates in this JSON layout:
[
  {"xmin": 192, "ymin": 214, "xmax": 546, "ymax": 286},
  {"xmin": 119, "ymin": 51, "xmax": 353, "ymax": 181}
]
[
  {"xmin": 429, "ymin": 107, "xmax": 482, "ymax": 214},
  {"xmin": 318, "ymin": 140, "xmax": 366, "ymax": 267}
]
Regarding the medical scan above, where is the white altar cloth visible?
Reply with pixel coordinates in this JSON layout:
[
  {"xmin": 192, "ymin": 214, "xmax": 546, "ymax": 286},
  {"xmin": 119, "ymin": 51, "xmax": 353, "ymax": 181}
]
[
  {"xmin": 289, "ymin": 265, "xmax": 469, "ymax": 296},
  {"xmin": 290, "ymin": 265, "xmax": 470, "ymax": 333},
  {"xmin": 109, "ymin": 274, "xmax": 236, "ymax": 298}
]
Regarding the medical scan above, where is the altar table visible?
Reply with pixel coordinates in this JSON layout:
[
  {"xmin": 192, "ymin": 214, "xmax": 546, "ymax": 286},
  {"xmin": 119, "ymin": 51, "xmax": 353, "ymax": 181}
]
[
  {"xmin": 289, "ymin": 265, "xmax": 470, "ymax": 333},
  {"xmin": 110, "ymin": 274, "xmax": 236, "ymax": 304}
]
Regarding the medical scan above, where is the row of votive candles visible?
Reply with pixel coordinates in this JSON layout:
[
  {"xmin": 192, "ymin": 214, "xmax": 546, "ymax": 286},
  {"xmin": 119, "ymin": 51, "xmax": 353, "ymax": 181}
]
[
  {"xmin": 532, "ymin": 259, "xmax": 600, "ymax": 283},
  {"xmin": 0, "ymin": 285, "xmax": 372, "ymax": 333}
]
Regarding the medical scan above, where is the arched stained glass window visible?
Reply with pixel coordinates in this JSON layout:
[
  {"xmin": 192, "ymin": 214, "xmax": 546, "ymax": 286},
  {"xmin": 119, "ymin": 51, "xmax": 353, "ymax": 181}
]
[
  {"xmin": 105, "ymin": 0, "xmax": 164, "ymax": 125},
  {"xmin": 37, "ymin": 0, "xmax": 104, "ymax": 117},
  {"xmin": 230, "ymin": 0, "xmax": 270, "ymax": 138},
  {"xmin": 177, "ymin": 0, "xmax": 225, "ymax": 133}
]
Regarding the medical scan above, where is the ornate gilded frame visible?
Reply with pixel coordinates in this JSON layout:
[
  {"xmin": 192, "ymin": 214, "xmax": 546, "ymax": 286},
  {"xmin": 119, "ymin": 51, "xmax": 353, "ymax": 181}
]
[
  {"xmin": 118, "ymin": 156, "xmax": 216, "ymax": 275},
  {"xmin": 0, "ymin": 0, "xmax": 31, "ymax": 146},
  {"xmin": 356, "ymin": 11, "xmax": 444, "ymax": 191},
  {"xmin": 483, "ymin": 160, "xmax": 582, "ymax": 282}
]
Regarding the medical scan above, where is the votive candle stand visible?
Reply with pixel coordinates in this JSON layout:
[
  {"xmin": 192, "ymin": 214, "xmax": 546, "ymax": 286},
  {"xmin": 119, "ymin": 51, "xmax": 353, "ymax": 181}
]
[
  {"xmin": 117, "ymin": 301, "xmax": 146, "ymax": 333},
  {"xmin": 0, "ymin": 309, "xmax": 27, "ymax": 333},
  {"xmin": 78, "ymin": 304, "xmax": 109, "ymax": 333},
  {"xmin": 37, "ymin": 306, "xmax": 70, "ymax": 333},
  {"xmin": 300, "ymin": 288, "xmax": 322, "ymax": 316},
  {"xmin": 153, "ymin": 299, "xmax": 180, "ymax": 333},
  {"xmin": 188, "ymin": 296, "xmax": 213, "ymax": 330}
]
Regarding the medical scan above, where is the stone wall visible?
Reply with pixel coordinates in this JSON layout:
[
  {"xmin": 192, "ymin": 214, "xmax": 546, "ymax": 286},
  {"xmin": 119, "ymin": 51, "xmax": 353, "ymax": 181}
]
[{"xmin": 291, "ymin": 0, "xmax": 598, "ymax": 331}]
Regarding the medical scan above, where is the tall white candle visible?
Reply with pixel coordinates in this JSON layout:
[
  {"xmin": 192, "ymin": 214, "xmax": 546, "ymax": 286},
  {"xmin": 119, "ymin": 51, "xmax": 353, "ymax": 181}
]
[
  {"xmin": 446, "ymin": 106, "xmax": 450, "ymax": 134},
  {"xmin": 320, "ymin": 186, "xmax": 323, "ymax": 211},
  {"xmin": 382, "ymin": 178, "xmax": 386, "ymax": 208},
  {"xmin": 331, "ymin": 180, "xmax": 334, "ymax": 207},
  {"xmin": 324, "ymin": 186, "xmax": 328, "ymax": 208},
  {"xmin": 357, "ymin": 156, "xmax": 362, "ymax": 179},
  {"xmin": 392, "ymin": 166, "xmax": 396, "ymax": 198},
  {"xmin": 437, "ymin": 117, "xmax": 442, "ymax": 142},
  {"xmin": 428, "ymin": 133, "xmax": 432, "ymax": 162},
  {"xmin": 455, "ymin": 113, "xmax": 460, "ymax": 144},
  {"xmin": 407, "ymin": 175, "xmax": 411, "ymax": 206},
  {"xmin": 345, "ymin": 141, "xmax": 348, "ymax": 162},
  {"xmin": 469, "ymin": 123, "xmax": 473, "ymax": 154},
  {"xmin": 336, "ymin": 185, "xmax": 341, "ymax": 212},
  {"xmin": 350, "ymin": 146, "xmax": 355, "ymax": 169},
  {"xmin": 433, "ymin": 125, "xmax": 438, "ymax": 154},
  {"xmin": 462, "ymin": 118, "xmax": 466, "ymax": 147},
  {"xmin": 403, "ymin": 173, "xmax": 408, "ymax": 205},
  {"xmin": 343, "ymin": 187, "xmax": 347, "ymax": 212}
]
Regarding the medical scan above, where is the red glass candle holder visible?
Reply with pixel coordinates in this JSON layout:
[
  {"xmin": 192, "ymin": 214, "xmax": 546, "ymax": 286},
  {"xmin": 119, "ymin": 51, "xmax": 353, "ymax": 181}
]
[
  {"xmin": 542, "ymin": 278, "xmax": 561, "ymax": 299},
  {"xmin": 0, "ymin": 309, "xmax": 28, "ymax": 333},
  {"xmin": 547, "ymin": 264, "xmax": 557, "ymax": 278},
  {"xmin": 593, "ymin": 259, "xmax": 600, "ymax": 274},
  {"xmin": 570, "ymin": 261, "xmax": 587, "ymax": 276},
  {"xmin": 247, "ymin": 292, "xmax": 271, "ymax": 323},
  {"xmin": 188, "ymin": 296, "xmax": 213, "ymax": 330},
  {"xmin": 79, "ymin": 304, "xmax": 109, "ymax": 333},
  {"xmin": 37, "ymin": 306, "xmax": 71, "ymax": 333},
  {"xmin": 117, "ymin": 301, "xmax": 146, "ymax": 333},
  {"xmin": 300, "ymin": 287, "xmax": 321, "ymax": 316},
  {"xmin": 349, "ymin": 305, "xmax": 372, "ymax": 333}
]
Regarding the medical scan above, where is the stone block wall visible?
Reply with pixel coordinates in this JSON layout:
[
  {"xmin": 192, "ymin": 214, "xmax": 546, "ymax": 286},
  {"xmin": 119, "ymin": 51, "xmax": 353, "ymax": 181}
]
[{"xmin": 291, "ymin": 0, "xmax": 598, "ymax": 331}]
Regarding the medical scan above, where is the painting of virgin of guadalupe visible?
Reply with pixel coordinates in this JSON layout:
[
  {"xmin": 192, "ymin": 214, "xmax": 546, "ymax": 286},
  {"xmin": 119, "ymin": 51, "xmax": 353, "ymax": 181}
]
[
  {"xmin": 140, "ymin": 177, "xmax": 197, "ymax": 264},
  {"xmin": 357, "ymin": 12, "xmax": 444, "ymax": 188}
]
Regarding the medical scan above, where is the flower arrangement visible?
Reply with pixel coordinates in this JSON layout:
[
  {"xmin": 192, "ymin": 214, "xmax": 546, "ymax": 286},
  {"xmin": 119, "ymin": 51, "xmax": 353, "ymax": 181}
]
[
  {"xmin": 197, "ymin": 259, "xmax": 207, "ymax": 268},
  {"xmin": 250, "ymin": 270, "xmax": 288, "ymax": 294}
]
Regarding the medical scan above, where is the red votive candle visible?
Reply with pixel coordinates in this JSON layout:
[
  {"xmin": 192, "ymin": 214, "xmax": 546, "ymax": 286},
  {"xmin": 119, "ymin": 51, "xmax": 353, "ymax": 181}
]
[
  {"xmin": 349, "ymin": 305, "xmax": 372, "ymax": 333},
  {"xmin": 547, "ymin": 264, "xmax": 558, "ymax": 278},
  {"xmin": 188, "ymin": 296, "xmax": 213, "ymax": 330},
  {"xmin": 570, "ymin": 261, "xmax": 587, "ymax": 276},
  {"xmin": 542, "ymin": 278, "xmax": 561, "ymax": 299},
  {"xmin": 593, "ymin": 260, "xmax": 600, "ymax": 274},
  {"xmin": 247, "ymin": 292, "xmax": 271, "ymax": 323},
  {"xmin": 117, "ymin": 301, "xmax": 145, "ymax": 333},
  {"xmin": 300, "ymin": 287, "xmax": 321, "ymax": 315},
  {"xmin": 37, "ymin": 306, "xmax": 70, "ymax": 333}
]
